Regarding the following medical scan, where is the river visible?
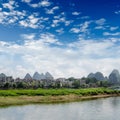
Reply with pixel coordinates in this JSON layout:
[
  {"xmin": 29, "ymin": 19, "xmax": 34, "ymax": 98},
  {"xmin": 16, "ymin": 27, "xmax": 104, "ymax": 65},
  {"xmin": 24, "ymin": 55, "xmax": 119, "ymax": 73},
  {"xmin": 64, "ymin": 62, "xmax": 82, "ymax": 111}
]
[{"xmin": 0, "ymin": 97, "xmax": 120, "ymax": 120}]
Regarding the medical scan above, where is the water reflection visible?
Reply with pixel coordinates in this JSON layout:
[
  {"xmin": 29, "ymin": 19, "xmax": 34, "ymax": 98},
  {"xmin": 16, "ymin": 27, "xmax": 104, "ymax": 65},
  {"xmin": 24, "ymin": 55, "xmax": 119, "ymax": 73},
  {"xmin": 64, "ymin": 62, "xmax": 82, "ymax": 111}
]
[{"xmin": 0, "ymin": 97, "xmax": 120, "ymax": 120}]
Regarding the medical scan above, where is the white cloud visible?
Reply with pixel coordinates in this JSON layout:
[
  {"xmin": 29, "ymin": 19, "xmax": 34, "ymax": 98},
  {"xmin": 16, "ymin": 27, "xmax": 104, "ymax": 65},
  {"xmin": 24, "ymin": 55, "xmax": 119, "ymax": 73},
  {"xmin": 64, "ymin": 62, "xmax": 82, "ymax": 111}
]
[
  {"xmin": 0, "ymin": 1, "xmax": 52, "ymax": 29},
  {"xmin": 29, "ymin": 0, "xmax": 51, "ymax": 8},
  {"xmin": 94, "ymin": 18, "xmax": 107, "ymax": 30},
  {"xmin": 95, "ymin": 26, "xmax": 105, "ymax": 30},
  {"xmin": 81, "ymin": 16, "xmax": 90, "ymax": 19},
  {"xmin": 1, "ymin": 34, "xmax": 120, "ymax": 78},
  {"xmin": 0, "ymin": 1, "xmax": 69, "ymax": 29},
  {"xmin": 45, "ymin": 6, "xmax": 59, "ymax": 14},
  {"xmin": 28, "ymin": 15, "xmax": 39, "ymax": 24},
  {"xmin": 2, "ymin": 1, "xmax": 16, "ymax": 10},
  {"xmin": 51, "ymin": 16, "xmax": 72, "ymax": 27},
  {"xmin": 19, "ymin": 14, "xmax": 43, "ymax": 29},
  {"xmin": 70, "ymin": 21, "xmax": 91, "ymax": 34},
  {"xmin": 39, "ymin": 33, "xmax": 62, "ymax": 45},
  {"xmin": 51, "ymin": 19, "xmax": 59, "ymax": 27},
  {"xmin": 65, "ymin": 20, "xmax": 72, "ymax": 26},
  {"xmin": 70, "ymin": 28, "xmax": 80, "ymax": 33},
  {"xmin": 115, "ymin": 10, "xmax": 120, "ymax": 14},
  {"xmin": 79, "ymin": 21, "xmax": 91, "ymax": 33},
  {"xmin": 0, "ymin": 1, "xmax": 27, "ymax": 25},
  {"xmin": 1, "ymin": 2, "xmax": 120, "ymax": 78},
  {"xmin": 19, "ymin": 20, "xmax": 39, "ymax": 29},
  {"xmin": 72, "ymin": 12, "xmax": 81, "ymax": 15},
  {"xmin": 56, "ymin": 28, "xmax": 64, "ymax": 34},
  {"xmin": 39, "ymin": 0, "xmax": 51, "ymax": 7},
  {"xmin": 95, "ymin": 18, "xmax": 106, "ymax": 25},
  {"xmin": 103, "ymin": 32, "xmax": 120, "ymax": 36},
  {"xmin": 110, "ymin": 26, "xmax": 119, "ymax": 31},
  {"xmin": 22, "ymin": 0, "xmax": 31, "ymax": 3},
  {"xmin": 21, "ymin": 33, "xmax": 36, "ymax": 40}
]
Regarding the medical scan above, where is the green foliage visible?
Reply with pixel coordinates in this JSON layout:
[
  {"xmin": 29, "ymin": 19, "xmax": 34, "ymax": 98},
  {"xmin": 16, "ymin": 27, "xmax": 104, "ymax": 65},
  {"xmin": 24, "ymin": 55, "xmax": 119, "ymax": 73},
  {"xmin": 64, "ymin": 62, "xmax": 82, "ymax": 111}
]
[
  {"xmin": 97, "ymin": 80, "xmax": 109, "ymax": 87},
  {"xmin": 0, "ymin": 88, "xmax": 119, "ymax": 96},
  {"xmin": 72, "ymin": 80, "xmax": 80, "ymax": 88},
  {"xmin": 16, "ymin": 82, "xmax": 26, "ymax": 88},
  {"xmin": 3, "ymin": 82, "xmax": 10, "ymax": 89},
  {"xmin": 85, "ymin": 78, "xmax": 98, "ymax": 84}
]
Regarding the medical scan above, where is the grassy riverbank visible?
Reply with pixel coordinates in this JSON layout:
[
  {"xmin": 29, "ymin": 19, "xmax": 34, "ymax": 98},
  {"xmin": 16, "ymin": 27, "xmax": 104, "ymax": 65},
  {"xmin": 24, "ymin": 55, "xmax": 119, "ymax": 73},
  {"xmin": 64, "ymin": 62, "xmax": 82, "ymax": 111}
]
[{"xmin": 0, "ymin": 88, "xmax": 119, "ymax": 106}]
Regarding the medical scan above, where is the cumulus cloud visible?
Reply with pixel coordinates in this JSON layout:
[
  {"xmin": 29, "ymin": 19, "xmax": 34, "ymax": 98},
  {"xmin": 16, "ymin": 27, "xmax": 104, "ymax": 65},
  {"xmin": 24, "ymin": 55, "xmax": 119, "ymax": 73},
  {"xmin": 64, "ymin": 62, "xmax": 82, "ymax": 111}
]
[
  {"xmin": 80, "ymin": 16, "xmax": 90, "ymax": 19},
  {"xmin": 56, "ymin": 28, "xmax": 64, "ymax": 34},
  {"xmin": 0, "ymin": 33, "xmax": 120, "ymax": 78},
  {"xmin": 0, "ymin": 1, "xmax": 50, "ymax": 29},
  {"xmin": 110, "ymin": 26, "xmax": 119, "ymax": 31},
  {"xmin": 45, "ymin": 6, "xmax": 59, "ymax": 14},
  {"xmin": 1, "ymin": 2, "xmax": 120, "ymax": 79},
  {"xmin": 51, "ymin": 16, "xmax": 72, "ymax": 27},
  {"xmin": 39, "ymin": 0, "xmax": 51, "ymax": 7},
  {"xmin": 0, "ymin": 1, "xmax": 27, "ymax": 24},
  {"xmin": 70, "ymin": 21, "xmax": 91, "ymax": 34},
  {"xmin": 72, "ymin": 12, "xmax": 81, "ymax": 15},
  {"xmin": 21, "ymin": 33, "xmax": 36, "ymax": 40},
  {"xmin": 95, "ymin": 26, "xmax": 106, "ymax": 30},
  {"xmin": 103, "ymin": 32, "xmax": 120, "ymax": 36},
  {"xmin": 115, "ymin": 10, "xmax": 120, "ymax": 14},
  {"xmin": 19, "ymin": 14, "xmax": 40, "ymax": 28},
  {"xmin": 0, "ymin": 1, "xmax": 72, "ymax": 30},
  {"xmin": 28, "ymin": 0, "xmax": 51, "ymax": 8},
  {"xmin": 22, "ymin": 0, "xmax": 31, "ymax": 3},
  {"xmin": 2, "ymin": 1, "xmax": 16, "ymax": 10},
  {"xmin": 70, "ymin": 28, "xmax": 80, "ymax": 33},
  {"xmin": 95, "ymin": 18, "xmax": 106, "ymax": 25},
  {"xmin": 79, "ymin": 21, "xmax": 91, "ymax": 33}
]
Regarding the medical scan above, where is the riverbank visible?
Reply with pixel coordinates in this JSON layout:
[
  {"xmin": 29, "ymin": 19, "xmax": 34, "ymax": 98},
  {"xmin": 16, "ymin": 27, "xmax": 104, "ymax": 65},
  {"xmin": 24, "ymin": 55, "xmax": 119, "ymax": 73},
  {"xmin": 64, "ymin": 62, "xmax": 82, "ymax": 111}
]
[
  {"xmin": 0, "ymin": 94, "xmax": 120, "ymax": 107},
  {"xmin": 0, "ymin": 88, "xmax": 120, "ymax": 106}
]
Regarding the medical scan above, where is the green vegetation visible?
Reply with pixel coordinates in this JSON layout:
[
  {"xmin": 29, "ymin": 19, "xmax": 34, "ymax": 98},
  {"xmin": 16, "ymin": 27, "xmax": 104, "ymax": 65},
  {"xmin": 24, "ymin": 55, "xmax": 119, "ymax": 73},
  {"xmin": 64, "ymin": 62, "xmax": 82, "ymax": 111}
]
[
  {"xmin": 0, "ymin": 88, "xmax": 119, "ymax": 96},
  {"xmin": 0, "ymin": 76, "xmax": 113, "ymax": 89},
  {"xmin": 0, "ymin": 88, "xmax": 119, "ymax": 106}
]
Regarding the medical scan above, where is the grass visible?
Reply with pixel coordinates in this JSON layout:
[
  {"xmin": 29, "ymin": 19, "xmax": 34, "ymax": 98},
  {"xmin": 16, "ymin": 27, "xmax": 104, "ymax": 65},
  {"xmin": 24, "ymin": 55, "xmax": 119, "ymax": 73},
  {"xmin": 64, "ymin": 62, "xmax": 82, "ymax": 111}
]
[
  {"xmin": 0, "ymin": 88, "xmax": 119, "ymax": 96},
  {"xmin": 0, "ymin": 88, "xmax": 119, "ymax": 106}
]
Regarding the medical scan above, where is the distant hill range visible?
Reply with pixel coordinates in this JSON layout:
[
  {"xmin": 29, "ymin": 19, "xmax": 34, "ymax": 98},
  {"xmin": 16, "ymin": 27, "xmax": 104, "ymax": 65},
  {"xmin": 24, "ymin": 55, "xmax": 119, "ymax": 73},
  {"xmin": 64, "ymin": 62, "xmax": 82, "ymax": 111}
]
[
  {"xmin": 1, "ymin": 69, "xmax": 120, "ymax": 85},
  {"xmin": 87, "ymin": 69, "xmax": 120, "ymax": 84},
  {"xmin": 24, "ymin": 72, "xmax": 54, "ymax": 80}
]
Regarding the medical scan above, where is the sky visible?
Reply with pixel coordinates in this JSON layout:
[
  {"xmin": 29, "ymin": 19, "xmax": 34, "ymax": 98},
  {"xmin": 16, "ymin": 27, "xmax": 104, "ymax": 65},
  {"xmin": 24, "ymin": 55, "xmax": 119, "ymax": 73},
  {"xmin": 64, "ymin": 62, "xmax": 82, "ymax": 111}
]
[{"xmin": 0, "ymin": 0, "xmax": 120, "ymax": 78}]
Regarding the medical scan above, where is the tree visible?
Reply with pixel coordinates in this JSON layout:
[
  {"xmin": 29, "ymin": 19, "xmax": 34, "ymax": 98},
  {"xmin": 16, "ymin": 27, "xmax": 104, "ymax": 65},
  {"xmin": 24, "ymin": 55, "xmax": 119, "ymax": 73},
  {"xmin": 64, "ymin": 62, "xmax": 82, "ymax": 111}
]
[
  {"xmin": 85, "ymin": 78, "xmax": 97, "ymax": 84},
  {"xmin": 16, "ymin": 82, "xmax": 27, "ymax": 88},
  {"xmin": 12, "ymin": 83, "xmax": 17, "ymax": 89},
  {"xmin": 67, "ymin": 77, "xmax": 76, "ymax": 81},
  {"xmin": 55, "ymin": 81, "xmax": 61, "ymax": 88},
  {"xmin": 72, "ymin": 80, "xmax": 80, "ymax": 88},
  {"xmin": 3, "ymin": 82, "xmax": 10, "ymax": 89},
  {"xmin": 97, "ymin": 80, "xmax": 109, "ymax": 87}
]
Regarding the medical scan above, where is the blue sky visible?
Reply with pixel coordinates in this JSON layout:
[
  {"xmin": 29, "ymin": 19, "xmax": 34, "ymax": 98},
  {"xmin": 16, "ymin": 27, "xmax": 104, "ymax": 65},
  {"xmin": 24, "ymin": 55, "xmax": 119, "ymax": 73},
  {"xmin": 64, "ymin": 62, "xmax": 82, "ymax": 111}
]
[{"xmin": 0, "ymin": 0, "xmax": 120, "ymax": 78}]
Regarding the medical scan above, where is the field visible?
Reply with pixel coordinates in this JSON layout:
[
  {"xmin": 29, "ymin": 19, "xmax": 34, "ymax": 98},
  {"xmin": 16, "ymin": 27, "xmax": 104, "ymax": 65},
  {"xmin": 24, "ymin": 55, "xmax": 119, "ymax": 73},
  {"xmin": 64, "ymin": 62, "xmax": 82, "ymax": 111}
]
[
  {"xmin": 0, "ymin": 88, "xmax": 119, "ymax": 96},
  {"xmin": 0, "ymin": 88, "xmax": 120, "ymax": 106}
]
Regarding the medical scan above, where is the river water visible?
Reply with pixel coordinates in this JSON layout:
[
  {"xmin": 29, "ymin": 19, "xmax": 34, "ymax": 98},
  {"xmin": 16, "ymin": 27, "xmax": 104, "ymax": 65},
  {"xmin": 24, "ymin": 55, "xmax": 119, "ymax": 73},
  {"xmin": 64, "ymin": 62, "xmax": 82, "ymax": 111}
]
[{"xmin": 0, "ymin": 97, "xmax": 120, "ymax": 120}]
